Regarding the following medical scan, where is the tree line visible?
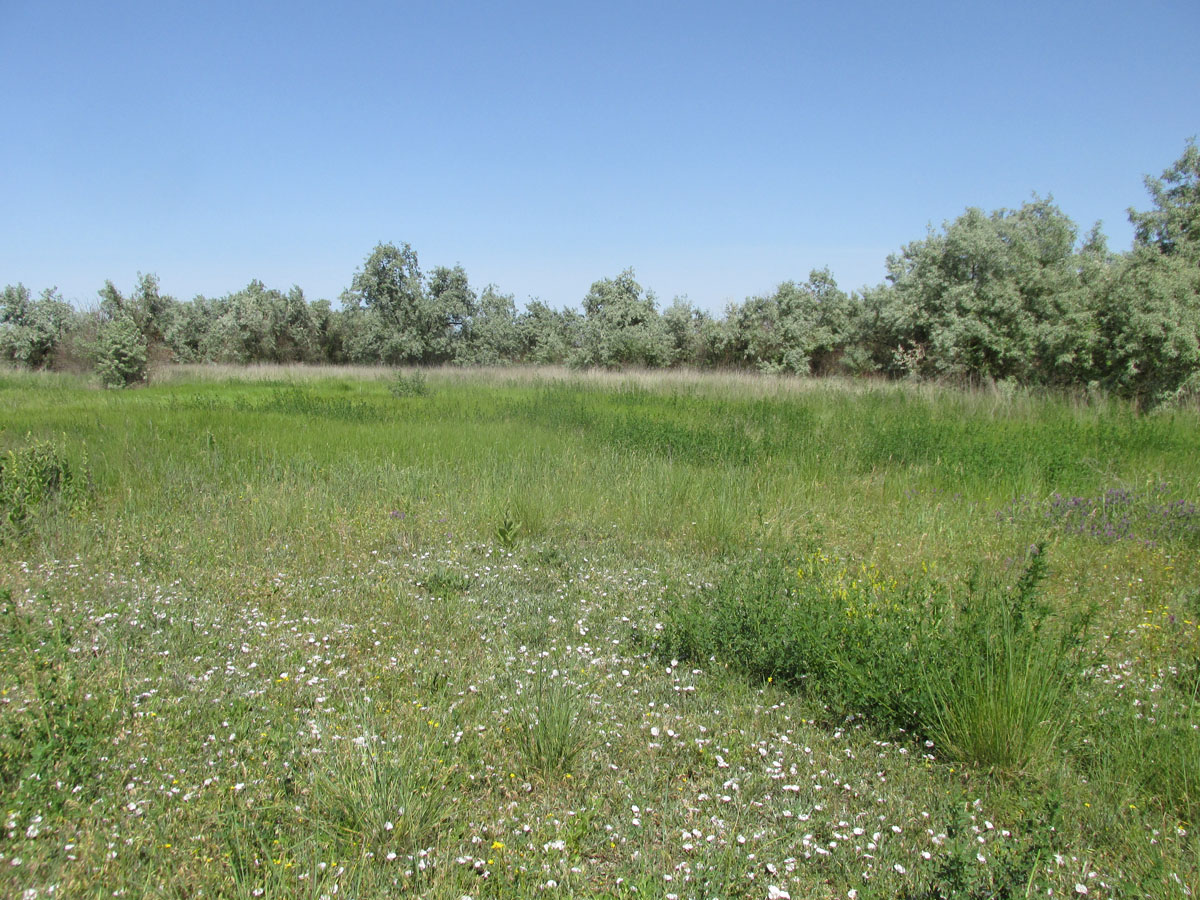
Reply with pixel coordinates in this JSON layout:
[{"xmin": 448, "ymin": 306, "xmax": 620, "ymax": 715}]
[{"xmin": 4, "ymin": 141, "xmax": 1198, "ymax": 407}]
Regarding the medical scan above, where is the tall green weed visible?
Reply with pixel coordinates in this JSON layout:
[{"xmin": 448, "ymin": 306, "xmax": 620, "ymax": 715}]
[{"xmin": 0, "ymin": 437, "xmax": 87, "ymax": 538}]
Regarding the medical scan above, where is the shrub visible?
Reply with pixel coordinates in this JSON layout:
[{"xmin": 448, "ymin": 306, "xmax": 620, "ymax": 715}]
[
  {"xmin": 0, "ymin": 438, "xmax": 87, "ymax": 538},
  {"xmin": 95, "ymin": 314, "xmax": 148, "ymax": 388},
  {"xmin": 924, "ymin": 547, "xmax": 1089, "ymax": 773},
  {"xmin": 389, "ymin": 370, "xmax": 429, "ymax": 397}
]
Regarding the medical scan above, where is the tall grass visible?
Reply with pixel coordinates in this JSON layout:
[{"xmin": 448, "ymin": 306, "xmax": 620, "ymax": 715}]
[
  {"xmin": 1, "ymin": 365, "xmax": 1197, "ymax": 896},
  {"xmin": 657, "ymin": 545, "xmax": 1092, "ymax": 774}
]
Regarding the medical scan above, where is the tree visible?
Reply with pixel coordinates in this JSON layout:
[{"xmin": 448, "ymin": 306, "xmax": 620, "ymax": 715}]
[
  {"xmin": 164, "ymin": 295, "xmax": 220, "ymax": 362},
  {"xmin": 1090, "ymin": 141, "xmax": 1200, "ymax": 407},
  {"xmin": 571, "ymin": 269, "xmax": 670, "ymax": 369},
  {"xmin": 95, "ymin": 313, "xmax": 148, "ymax": 388},
  {"xmin": 1129, "ymin": 138, "xmax": 1200, "ymax": 262},
  {"xmin": 661, "ymin": 297, "xmax": 715, "ymax": 367},
  {"xmin": 278, "ymin": 286, "xmax": 320, "ymax": 362},
  {"xmin": 344, "ymin": 242, "xmax": 430, "ymax": 364},
  {"xmin": 459, "ymin": 286, "xmax": 519, "ymax": 365},
  {"xmin": 876, "ymin": 198, "xmax": 1096, "ymax": 383},
  {"xmin": 515, "ymin": 300, "xmax": 573, "ymax": 364},
  {"xmin": 1096, "ymin": 250, "xmax": 1200, "ymax": 407},
  {"xmin": 0, "ymin": 285, "xmax": 75, "ymax": 368},
  {"xmin": 202, "ymin": 281, "xmax": 285, "ymax": 363},
  {"xmin": 726, "ymin": 269, "xmax": 852, "ymax": 375},
  {"xmin": 427, "ymin": 264, "xmax": 477, "ymax": 363}
]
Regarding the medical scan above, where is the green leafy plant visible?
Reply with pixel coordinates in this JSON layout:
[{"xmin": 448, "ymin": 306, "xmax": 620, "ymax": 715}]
[
  {"xmin": 95, "ymin": 313, "xmax": 148, "ymax": 388},
  {"xmin": 495, "ymin": 511, "xmax": 522, "ymax": 549},
  {"xmin": 659, "ymin": 545, "xmax": 1090, "ymax": 773},
  {"xmin": 422, "ymin": 566, "xmax": 471, "ymax": 598},
  {"xmin": 0, "ymin": 437, "xmax": 87, "ymax": 537}
]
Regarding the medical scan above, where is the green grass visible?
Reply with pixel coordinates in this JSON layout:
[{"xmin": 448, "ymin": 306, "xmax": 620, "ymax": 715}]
[{"xmin": 0, "ymin": 364, "xmax": 1197, "ymax": 898}]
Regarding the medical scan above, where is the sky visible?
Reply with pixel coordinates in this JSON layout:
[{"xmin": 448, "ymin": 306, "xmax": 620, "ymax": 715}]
[{"xmin": 2, "ymin": 0, "xmax": 1198, "ymax": 314}]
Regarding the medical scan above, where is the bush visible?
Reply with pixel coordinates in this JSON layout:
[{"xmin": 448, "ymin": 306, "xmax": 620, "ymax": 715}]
[
  {"xmin": 388, "ymin": 370, "xmax": 429, "ymax": 397},
  {"xmin": 0, "ymin": 438, "xmax": 87, "ymax": 538},
  {"xmin": 95, "ymin": 314, "xmax": 148, "ymax": 388}
]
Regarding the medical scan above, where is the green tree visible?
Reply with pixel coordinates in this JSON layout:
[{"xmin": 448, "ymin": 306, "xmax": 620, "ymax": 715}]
[
  {"xmin": 876, "ymin": 198, "xmax": 1097, "ymax": 383},
  {"xmin": 1096, "ymin": 251, "xmax": 1200, "ymax": 406},
  {"xmin": 99, "ymin": 273, "xmax": 176, "ymax": 346},
  {"xmin": 202, "ymin": 281, "xmax": 285, "ymax": 363},
  {"xmin": 1129, "ymin": 138, "xmax": 1200, "ymax": 262},
  {"xmin": 0, "ymin": 285, "xmax": 76, "ymax": 368},
  {"xmin": 95, "ymin": 314, "xmax": 148, "ymax": 388},
  {"xmin": 661, "ymin": 297, "xmax": 717, "ymax": 367},
  {"xmin": 427, "ymin": 264, "xmax": 477, "ymax": 363},
  {"xmin": 571, "ymin": 269, "xmax": 670, "ymax": 369},
  {"xmin": 1096, "ymin": 143, "xmax": 1200, "ymax": 406},
  {"xmin": 515, "ymin": 300, "xmax": 574, "ymax": 364},
  {"xmin": 343, "ymin": 242, "xmax": 430, "ymax": 364},
  {"xmin": 458, "ymin": 286, "xmax": 519, "ymax": 365},
  {"xmin": 726, "ymin": 269, "xmax": 852, "ymax": 374},
  {"xmin": 164, "ymin": 295, "xmax": 220, "ymax": 362}
]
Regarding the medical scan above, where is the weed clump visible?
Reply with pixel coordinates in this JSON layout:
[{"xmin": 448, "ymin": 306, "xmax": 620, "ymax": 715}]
[
  {"xmin": 389, "ymin": 371, "xmax": 429, "ymax": 398},
  {"xmin": 658, "ymin": 545, "xmax": 1090, "ymax": 774},
  {"xmin": 510, "ymin": 671, "xmax": 590, "ymax": 776},
  {"xmin": 0, "ymin": 437, "xmax": 87, "ymax": 538}
]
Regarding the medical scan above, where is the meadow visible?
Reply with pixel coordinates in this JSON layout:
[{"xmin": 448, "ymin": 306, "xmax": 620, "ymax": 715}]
[{"xmin": 0, "ymin": 365, "xmax": 1197, "ymax": 899}]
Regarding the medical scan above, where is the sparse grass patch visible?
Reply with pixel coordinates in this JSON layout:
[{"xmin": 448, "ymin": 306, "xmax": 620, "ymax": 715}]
[{"xmin": 307, "ymin": 721, "xmax": 461, "ymax": 858}]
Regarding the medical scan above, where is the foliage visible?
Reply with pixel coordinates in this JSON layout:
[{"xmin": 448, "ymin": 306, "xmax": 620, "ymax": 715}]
[
  {"xmin": 871, "ymin": 198, "xmax": 1101, "ymax": 384},
  {"xmin": 494, "ymin": 511, "xmax": 522, "ymax": 549},
  {"xmin": 427, "ymin": 264, "xmax": 477, "ymax": 363},
  {"xmin": 0, "ymin": 438, "xmax": 86, "ymax": 538},
  {"xmin": 571, "ymin": 269, "xmax": 671, "ymax": 369},
  {"xmin": 726, "ymin": 268, "xmax": 852, "ymax": 374},
  {"xmin": 10, "ymin": 140, "xmax": 1200, "ymax": 409},
  {"xmin": 659, "ymin": 545, "xmax": 1090, "ymax": 773},
  {"xmin": 99, "ymin": 272, "xmax": 176, "ymax": 347},
  {"xmin": 1130, "ymin": 137, "xmax": 1200, "ymax": 262},
  {"xmin": 515, "ymin": 299, "xmax": 574, "ymax": 364},
  {"xmin": 388, "ymin": 370, "xmax": 429, "ymax": 397},
  {"xmin": 95, "ymin": 312, "xmax": 148, "ymax": 387},
  {"xmin": 457, "ymin": 285, "xmax": 519, "ymax": 365},
  {"xmin": 343, "ymin": 241, "xmax": 433, "ymax": 364},
  {"xmin": 0, "ymin": 285, "xmax": 76, "ymax": 369}
]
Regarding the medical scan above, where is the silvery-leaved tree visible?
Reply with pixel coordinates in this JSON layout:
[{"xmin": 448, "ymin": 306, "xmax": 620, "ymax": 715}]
[
  {"xmin": 1098, "ymin": 140, "xmax": 1200, "ymax": 407},
  {"xmin": 571, "ymin": 269, "xmax": 671, "ymax": 369},
  {"xmin": 0, "ymin": 284, "xmax": 76, "ymax": 369},
  {"xmin": 343, "ymin": 242, "xmax": 431, "ymax": 364},
  {"xmin": 873, "ymin": 198, "xmax": 1098, "ymax": 384}
]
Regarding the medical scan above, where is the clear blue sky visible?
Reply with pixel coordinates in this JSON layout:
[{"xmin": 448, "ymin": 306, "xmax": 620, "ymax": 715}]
[{"xmin": 2, "ymin": 0, "xmax": 1197, "ymax": 313}]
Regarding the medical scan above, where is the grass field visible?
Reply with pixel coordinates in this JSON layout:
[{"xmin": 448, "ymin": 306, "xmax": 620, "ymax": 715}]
[{"xmin": 1, "ymin": 365, "xmax": 1198, "ymax": 899}]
